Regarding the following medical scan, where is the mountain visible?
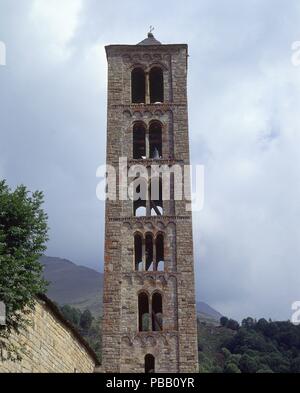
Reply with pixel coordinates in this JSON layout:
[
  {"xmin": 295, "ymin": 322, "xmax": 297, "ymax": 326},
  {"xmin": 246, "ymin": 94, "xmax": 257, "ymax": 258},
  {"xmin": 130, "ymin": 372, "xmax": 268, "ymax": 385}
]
[
  {"xmin": 41, "ymin": 256, "xmax": 103, "ymax": 316},
  {"xmin": 197, "ymin": 301, "xmax": 223, "ymax": 324},
  {"xmin": 41, "ymin": 256, "xmax": 222, "ymax": 322}
]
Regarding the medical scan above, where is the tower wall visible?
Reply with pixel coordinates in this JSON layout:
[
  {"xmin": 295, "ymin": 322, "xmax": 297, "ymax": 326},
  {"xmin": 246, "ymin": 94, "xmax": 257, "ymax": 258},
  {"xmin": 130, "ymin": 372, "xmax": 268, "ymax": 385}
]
[{"xmin": 102, "ymin": 41, "xmax": 198, "ymax": 373}]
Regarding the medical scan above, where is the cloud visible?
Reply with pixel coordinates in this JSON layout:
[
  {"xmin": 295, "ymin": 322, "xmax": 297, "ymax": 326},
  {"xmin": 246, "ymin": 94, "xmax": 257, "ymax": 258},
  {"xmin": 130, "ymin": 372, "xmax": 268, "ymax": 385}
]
[
  {"xmin": 1, "ymin": 0, "xmax": 300, "ymax": 320},
  {"xmin": 190, "ymin": 1, "xmax": 300, "ymax": 320},
  {"xmin": 29, "ymin": 0, "xmax": 82, "ymax": 61}
]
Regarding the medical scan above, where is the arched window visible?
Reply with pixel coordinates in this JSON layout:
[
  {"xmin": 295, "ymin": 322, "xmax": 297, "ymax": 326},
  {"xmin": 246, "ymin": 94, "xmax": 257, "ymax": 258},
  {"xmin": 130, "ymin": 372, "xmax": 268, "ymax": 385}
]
[
  {"xmin": 152, "ymin": 292, "xmax": 163, "ymax": 331},
  {"xmin": 133, "ymin": 122, "xmax": 146, "ymax": 159},
  {"xmin": 132, "ymin": 68, "xmax": 146, "ymax": 103},
  {"xmin": 150, "ymin": 177, "xmax": 163, "ymax": 216},
  {"xmin": 134, "ymin": 201, "xmax": 146, "ymax": 217},
  {"xmin": 138, "ymin": 292, "xmax": 150, "ymax": 331},
  {"xmin": 134, "ymin": 234, "xmax": 143, "ymax": 271},
  {"xmin": 150, "ymin": 67, "xmax": 164, "ymax": 103},
  {"xmin": 149, "ymin": 121, "xmax": 162, "ymax": 159},
  {"xmin": 145, "ymin": 234, "xmax": 154, "ymax": 271},
  {"xmin": 135, "ymin": 233, "xmax": 165, "ymax": 271},
  {"xmin": 156, "ymin": 234, "xmax": 164, "ymax": 271},
  {"xmin": 133, "ymin": 177, "xmax": 148, "ymax": 217},
  {"xmin": 145, "ymin": 354, "xmax": 155, "ymax": 373}
]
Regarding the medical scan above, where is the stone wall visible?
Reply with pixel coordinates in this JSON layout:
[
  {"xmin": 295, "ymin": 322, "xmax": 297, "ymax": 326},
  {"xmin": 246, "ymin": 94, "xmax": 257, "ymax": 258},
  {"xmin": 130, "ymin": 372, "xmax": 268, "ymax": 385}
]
[
  {"xmin": 0, "ymin": 295, "xmax": 98, "ymax": 373},
  {"xmin": 102, "ymin": 39, "xmax": 198, "ymax": 373}
]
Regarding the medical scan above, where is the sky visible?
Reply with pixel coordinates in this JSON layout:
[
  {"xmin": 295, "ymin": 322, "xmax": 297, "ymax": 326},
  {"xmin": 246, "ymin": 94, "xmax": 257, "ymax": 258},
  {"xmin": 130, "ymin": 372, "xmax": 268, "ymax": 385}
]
[{"xmin": 1, "ymin": 0, "xmax": 300, "ymax": 321}]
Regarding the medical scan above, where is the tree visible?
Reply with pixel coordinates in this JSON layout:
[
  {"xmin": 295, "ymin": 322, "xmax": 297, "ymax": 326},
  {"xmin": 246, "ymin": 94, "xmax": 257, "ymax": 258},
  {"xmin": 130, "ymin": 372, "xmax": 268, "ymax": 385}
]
[
  {"xmin": 264, "ymin": 321, "xmax": 279, "ymax": 339},
  {"xmin": 239, "ymin": 354, "xmax": 259, "ymax": 373},
  {"xmin": 291, "ymin": 356, "xmax": 300, "ymax": 373},
  {"xmin": 221, "ymin": 347, "xmax": 231, "ymax": 359},
  {"xmin": 0, "ymin": 181, "xmax": 48, "ymax": 361},
  {"xmin": 256, "ymin": 318, "xmax": 269, "ymax": 334},
  {"xmin": 224, "ymin": 362, "xmax": 241, "ymax": 373},
  {"xmin": 80, "ymin": 309, "xmax": 93, "ymax": 332},
  {"xmin": 220, "ymin": 316, "xmax": 229, "ymax": 327},
  {"xmin": 242, "ymin": 317, "xmax": 255, "ymax": 329},
  {"xmin": 227, "ymin": 319, "xmax": 240, "ymax": 331},
  {"xmin": 212, "ymin": 366, "xmax": 223, "ymax": 373},
  {"xmin": 60, "ymin": 305, "xmax": 81, "ymax": 327},
  {"xmin": 59, "ymin": 305, "xmax": 101, "ymax": 363}
]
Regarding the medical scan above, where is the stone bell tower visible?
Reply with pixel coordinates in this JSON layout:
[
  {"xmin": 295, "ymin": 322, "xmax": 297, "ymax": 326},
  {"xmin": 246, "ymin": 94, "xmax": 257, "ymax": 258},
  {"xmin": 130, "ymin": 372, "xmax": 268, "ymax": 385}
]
[{"xmin": 102, "ymin": 32, "xmax": 198, "ymax": 373}]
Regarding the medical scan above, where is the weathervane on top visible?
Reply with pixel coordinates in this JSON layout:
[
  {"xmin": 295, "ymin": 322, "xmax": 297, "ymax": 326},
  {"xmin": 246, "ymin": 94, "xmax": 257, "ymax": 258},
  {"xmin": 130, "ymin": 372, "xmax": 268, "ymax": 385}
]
[{"xmin": 148, "ymin": 26, "xmax": 155, "ymax": 36}]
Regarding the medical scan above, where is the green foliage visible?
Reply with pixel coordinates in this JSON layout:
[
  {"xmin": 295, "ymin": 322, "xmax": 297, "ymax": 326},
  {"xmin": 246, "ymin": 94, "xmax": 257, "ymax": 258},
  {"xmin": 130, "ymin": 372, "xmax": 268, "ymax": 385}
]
[
  {"xmin": 200, "ymin": 316, "xmax": 300, "ymax": 373},
  {"xmin": 220, "ymin": 316, "xmax": 229, "ymax": 327},
  {"xmin": 291, "ymin": 356, "xmax": 300, "ymax": 373},
  {"xmin": 227, "ymin": 319, "xmax": 240, "ymax": 331},
  {"xmin": 256, "ymin": 318, "xmax": 269, "ymax": 332},
  {"xmin": 227, "ymin": 328, "xmax": 274, "ymax": 353},
  {"xmin": 224, "ymin": 362, "xmax": 241, "ymax": 373},
  {"xmin": 59, "ymin": 305, "xmax": 101, "ymax": 362},
  {"xmin": 197, "ymin": 319, "xmax": 236, "ymax": 373},
  {"xmin": 219, "ymin": 316, "xmax": 240, "ymax": 331},
  {"xmin": 223, "ymin": 318, "xmax": 300, "ymax": 373},
  {"xmin": 221, "ymin": 347, "xmax": 231, "ymax": 359},
  {"xmin": 0, "ymin": 180, "xmax": 48, "ymax": 361},
  {"xmin": 198, "ymin": 352, "xmax": 217, "ymax": 373},
  {"xmin": 239, "ymin": 354, "xmax": 259, "ymax": 373},
  {"xmin": 80, "ymin": 309, "xmax": 93, "ymax": 332},
  {"xmin": 60, "ymin": 305, "xmax": 81, "ymax": 327},
  {"xmin": 242, "ymin": 317, "xmax": 255, "ymax": 329},
  {"xmin": 212, "ymin": 366, "xmax": 223, "ymax": 373}
]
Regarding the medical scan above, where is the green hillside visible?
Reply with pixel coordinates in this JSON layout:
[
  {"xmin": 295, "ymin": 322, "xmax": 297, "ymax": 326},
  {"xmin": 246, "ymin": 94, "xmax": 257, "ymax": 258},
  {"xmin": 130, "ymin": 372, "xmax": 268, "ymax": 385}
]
[
  {"xmin": 198, "ymin": 320, "xmax": 236, "ymax": 372},
  {"xmin": 198, "ymin": 317, "xmax": 300, "ymax": 373}
]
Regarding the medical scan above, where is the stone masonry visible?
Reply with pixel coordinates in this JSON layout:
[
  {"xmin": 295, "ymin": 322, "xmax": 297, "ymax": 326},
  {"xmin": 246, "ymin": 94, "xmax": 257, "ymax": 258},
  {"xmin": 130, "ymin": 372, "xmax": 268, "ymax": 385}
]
[
  {"xmin": 102, "ymin": 33, "xmax": 198, "ymax": 373},
  {"xmin": 0, "ymin": 294, "xmax": 98, "ymax": 373}
]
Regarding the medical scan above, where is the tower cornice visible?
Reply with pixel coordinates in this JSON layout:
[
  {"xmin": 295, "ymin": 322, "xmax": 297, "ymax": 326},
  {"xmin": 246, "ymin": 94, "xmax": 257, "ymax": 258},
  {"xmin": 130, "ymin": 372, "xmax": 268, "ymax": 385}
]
[{"xmin": 105, "ymin": 44, "xmax": 188, "ymax": 58}]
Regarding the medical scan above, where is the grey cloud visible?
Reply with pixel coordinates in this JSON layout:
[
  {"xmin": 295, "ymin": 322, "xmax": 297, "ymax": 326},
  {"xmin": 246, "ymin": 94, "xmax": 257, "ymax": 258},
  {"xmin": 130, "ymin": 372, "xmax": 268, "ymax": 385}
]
[{"xmin": 1, "ymin": 0, "xmax": 300, "ymax": 320}]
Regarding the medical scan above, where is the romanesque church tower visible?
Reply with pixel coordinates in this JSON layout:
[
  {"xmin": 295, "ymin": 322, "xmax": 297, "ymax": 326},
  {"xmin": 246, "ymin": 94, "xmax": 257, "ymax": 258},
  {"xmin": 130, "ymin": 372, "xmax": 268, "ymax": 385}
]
[{"xmin": 102, "ymin": 32, "xmax": 198, "ymax": 373}]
